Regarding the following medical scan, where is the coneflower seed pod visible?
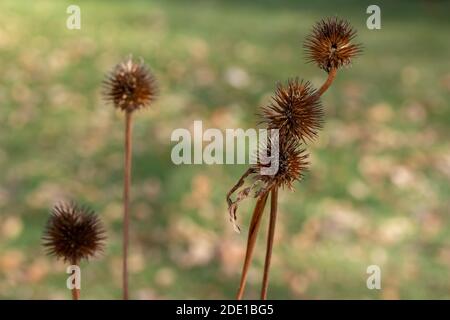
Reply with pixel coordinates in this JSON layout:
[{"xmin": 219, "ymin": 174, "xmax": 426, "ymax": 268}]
[
  {"xmin": 304, "ymin": 17, "xmax": 362, "ymax": 73},
  {"xmin": 103, "ymin": 56, "xmax": 158, "ymax": 113},
  {"xmin": 254, "ymin": 136, "xmax": 309, "ymax": 191},
  {"xmin": 42, "ymin": 202, "xmax": 106, "ymax": 263},
  {"xmin": 260, "ymin": 78, "xmax": 324, "ymax": 143},
  {"xmin": 42, "ymin": 201, "xmax": 106, "ymax": 300}
]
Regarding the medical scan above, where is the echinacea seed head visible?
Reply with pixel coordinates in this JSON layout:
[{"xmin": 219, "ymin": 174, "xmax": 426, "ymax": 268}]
[
  {"xmin": 260, "ymin": 78, "xmax": 324, "ymax": 143},
  {"xmin": 254, "ymin": 136, "xmax": 309, "ymax": 191},
  {"xmin": 103, "ymin": 56, "xmax": 158, "ymax": 113},
  {"xmin": 304, "ymin": 17, "xmax": 362, "ymax": 72},
  {"xmin": 42, "ymin": 202, "xmax": 106, "ymax": 264}
]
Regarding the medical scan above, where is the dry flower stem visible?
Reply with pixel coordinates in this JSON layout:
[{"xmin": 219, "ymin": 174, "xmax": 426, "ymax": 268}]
[
  {"xmin": 72, "ymin": 287, "xmax": 80, "ymax": 300},
  {"xmin": 123, "ymin": 111, "xmax": 133, "ymax": 300},
  {"xmin": 317, "ymin": 67, "xmax": 337, "ymax": 97},
  {"xmin": 236, "ymin": 191, "xmax": 269, "ymax": 300},
  {"xmin": 70, "ymin": 259, "xmax": 80, "ymax": 300},
  {"xmin": 260, "ymin": 188, "xmax": 278, "ymax": 300}
]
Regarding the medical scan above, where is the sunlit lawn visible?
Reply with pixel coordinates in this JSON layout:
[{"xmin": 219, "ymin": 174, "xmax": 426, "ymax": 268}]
[{"xmin": 0, "ymin": 0, "xmax": 449, "ymax": 299}]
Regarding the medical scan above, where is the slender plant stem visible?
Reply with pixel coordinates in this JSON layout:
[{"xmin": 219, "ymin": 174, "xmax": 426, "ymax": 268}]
[
  {"xmin": 70, "ymin": 259, "xmax": 80, "ymax": 300},
  {"xmin": 260, "ymin": 187, "xmax": 278, "ymax": 300},
  {"xmin": 123, "ymin": 111, "xmax": 133, "ymax": 300},
  {"xmin": 317, "ymin": 67, "xmax": 337, "ymax": 96},
  {"xmin": 71, "ymin": 283, "xmax": 80, "ymax": 300},
  {"xmin": 236, "ymin": 192, "xmax": 269, "ymax": 300}
]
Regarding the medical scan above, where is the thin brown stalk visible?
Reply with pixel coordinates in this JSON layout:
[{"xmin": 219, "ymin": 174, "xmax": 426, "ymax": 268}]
[
  {"xmin": 70, "ymin": 259, "xmax": 80, "ymax": 300},
  {"xmin": 236, "ymin": 191, "xmax": 269, "ymax": 300},
  {"xmin": 123, "ymin": 111, "xmax": 133, "ymax": 300},
  {"xmin": 317, "ymin": 67, "xmax": 337, "ymax": 96},
  {"xmin": 71, "ymin": 283, "xmax": 80, "ymax": 300},
  {"xmin": 260, "ymin": 187, "xmax": 278, "ymax": 300}
]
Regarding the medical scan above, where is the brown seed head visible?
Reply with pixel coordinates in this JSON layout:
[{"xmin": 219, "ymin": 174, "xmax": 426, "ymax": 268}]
[
  {"xmin": 261, "ymin": 78, "xmax": 324, "ymax": 143},
  {"xmin": 254, "ymin": 136, "xmax": 309, "ymax": 191},
  {"xmin": 103, "ymin": 56, "xmax": 158, "ymax": 112},
  {"xmin": 42, "ymin": 202, "xmax": 106, "ymax": 264},
  {"xmin": 304, "ymin": 17, "xmax": 362, "ymax": 72},
  {"xmin": 226, "ymin": 136, "xmax": 309, "ymax": 232}
]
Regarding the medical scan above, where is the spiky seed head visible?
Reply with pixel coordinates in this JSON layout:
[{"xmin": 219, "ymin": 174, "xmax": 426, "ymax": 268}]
[
  {"xmin": 103, "ymin": 56, "xmax": 158, "ymax": 112},
  {"xmin": 261, "ymin": 78, "xmax": 324, "ymax": 143},
  {"xmin": 304, "ymin": 17, "xmax": 362, "ymax": 72},
  {"xmin": 254, "ymin": 137, "xmax": 309, "ymax": 191},
  {"xmin": 42, "ymin": 202, "xmax": 106, "ymax": 264}
]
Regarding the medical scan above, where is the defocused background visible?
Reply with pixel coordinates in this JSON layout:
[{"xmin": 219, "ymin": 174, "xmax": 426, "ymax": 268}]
[{"xmin": 0, "ymin": 0, "xmax": 449, "ymax": 299}]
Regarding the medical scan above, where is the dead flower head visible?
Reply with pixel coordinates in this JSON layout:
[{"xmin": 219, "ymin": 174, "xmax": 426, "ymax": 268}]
[
  {"xmin": 226, "ymin": 137, "xmax": 308, "ymax": 232},
  {"xmin": 304, "ymin": 17, "xmax": 362, "ymax": 72},
  {"xmin": 42, "ymin": 202, "xmax": 106, "ymax": 264},
  {"xmin": 260, "ymin": 78, "xmax": 324, "ymax": 143},
  {"xmin": 254, "ymin": 136, "xmax": 309, "ymax": 191},
  {"xmin": 103, "ymin": 56, "xmax": 158, "ymax": 112}
]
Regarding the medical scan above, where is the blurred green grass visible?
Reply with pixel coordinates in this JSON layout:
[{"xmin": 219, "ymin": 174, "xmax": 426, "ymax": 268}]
[{"xmin": 0, "ymin": 0, "xmax": 449, "ymax": 299}]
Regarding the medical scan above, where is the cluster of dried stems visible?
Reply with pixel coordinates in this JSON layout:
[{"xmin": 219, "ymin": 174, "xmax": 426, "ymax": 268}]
[
  {"xmin": 42, "ymin": 57, "xmax": 158, "ymax": 300},
  {"xmin": 40, "ymin": 17, "xmax": 361, "ymax": 300},
  {"xmin": 227, "ymin": 17, "xmax": 361, "ymax": 300}
]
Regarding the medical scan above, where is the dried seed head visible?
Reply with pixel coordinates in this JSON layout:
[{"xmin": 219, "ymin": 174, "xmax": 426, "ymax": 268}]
[
  {"xmin": 254, "ymin": 137, "xmax": 309, "ymax": 191},
  {"xmin": 103, "ymin": 56, "xmax": 158, "ymax": 112},
  {"xmin": 304, "ymin": 17, "xmax": 362, "ymax": 72},
  {"xmin": 42, "ymin": 202, "xmax": 106, "ymax": 264},
  {"xmin": 226, "ymin": 137, "xmax": 308, "ymax": 232},
  {"xmin": 261, "ymin": 78, "xmax": 324, "ymax": 143}
]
